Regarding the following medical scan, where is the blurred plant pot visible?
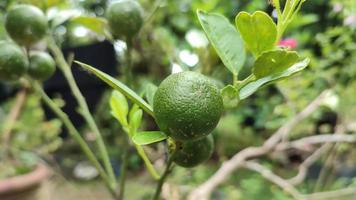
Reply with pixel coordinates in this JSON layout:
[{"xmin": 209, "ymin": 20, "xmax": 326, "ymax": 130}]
[{"xmin": 0, "ymin": 164, "xmax": 50, "ymax": 200}]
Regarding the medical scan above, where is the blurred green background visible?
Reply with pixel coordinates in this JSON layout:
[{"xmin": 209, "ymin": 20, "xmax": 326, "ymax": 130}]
[{"xmin": 0, "ymin": 0, "xmax": 355, "ymax": 199}]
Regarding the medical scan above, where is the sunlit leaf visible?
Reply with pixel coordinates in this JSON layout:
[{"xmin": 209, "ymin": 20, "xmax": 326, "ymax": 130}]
[
  {"xmin": 110, "ymin": 91, "xmax": 128, "ymax": 126},
  {"xmin": 75, "ymin": 61, "xmax": 154, "ymax": 117},
  {"xmin": 239, "ymin": 58, "xmax": 310, "ymax": 99},
  {"xmin": 253, "ymin": 50, "xmax": 300, "ymax": 78},
  {"xmin": 145, "ymin": 83, "xmax": 157, "ymax": 107},
  {"xmin": 132, "ymin": 131, "xmax": 167, "ymax": 145},
  {"xmin": 236, "ymin": 11, "xmax": 277, "ymax": 57},
  {"xmin": 71, "ymin": 16, "xmax": 112, "ymax": 39},
  {"xmin": 129, "ymin": 107, "xmax": 142, "ymax": 136},
  {"xmin": 197, "ymin": 10, "xmax": 245, "ymax": 75}
]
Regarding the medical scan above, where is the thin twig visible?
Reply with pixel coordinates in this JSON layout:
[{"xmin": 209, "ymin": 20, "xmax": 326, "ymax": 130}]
[
  {"xmin": 243, "ymin": 161, "xmax": 304, "ymax": 200},
  {"xmin": 187, "ymin": 91, "xmax": 328, "ymax": 200},
  {"xmin": 275, "ymin": 134, "xmax": 356, "ymax": 151},
  {"xmin": 304, "ymin": 187, "xmax": 356, "ymax": 200},
  {"xmin": 152, "ymin": 156, "xmax": 175, "ymax": 200},
  {"xmin": 32, "ymin": 82, "xmax": 117, "ymax": 197},
  {"xmin": 1, "ymin": 88, "xmax": 28, "ymax": 156},
  {"xmin": 288, "ymin": 143, "xmax": 332, "ymax": 185},
  {"xmin": 47, "ymin": 37, "xmax": 117, "ymax": 190}
]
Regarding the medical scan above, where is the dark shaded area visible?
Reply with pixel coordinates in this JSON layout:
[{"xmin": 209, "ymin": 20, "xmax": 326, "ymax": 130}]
[{"xmin": 43, "ymin": 40, "xmax": 118, "ymax": 137}]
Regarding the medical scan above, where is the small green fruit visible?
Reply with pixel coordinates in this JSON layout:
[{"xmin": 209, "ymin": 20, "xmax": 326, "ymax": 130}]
[
  {"xmin": 0, "ymin": 41, "xmax": 28, "ymax": 81},
  {"xmin": 5, "ymin": 4, "xmax": 48, "ymax": 46},
  {"xmin": 173, "ymin": 135, "xmax": 214, "ymax": 168},
  {"xmin": 106, "ymin": 0, "xmax": 144, "ymax": 39},
  {"xmin": 153, "ymin": 71, "xmax": 223, "ymax": 141},
  {"xmin": 28, "ymin": 52, "xmax": 56, "ymax": 81}
]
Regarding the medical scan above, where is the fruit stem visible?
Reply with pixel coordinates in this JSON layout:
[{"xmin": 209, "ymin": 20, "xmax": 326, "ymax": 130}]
[
  {"xmin": 152, "ymin": 155, "xmax": 175, "ymax": 200},
  {"xmin": 135, "ymin": 144, "xmax": 161, "ymax": 180},
  {"xmin": 47, "ymin": 37, "xmax": 118, "ymax": 193},
  {"xmin": 118, "ymin": 135, "xmax": 129, "ymax": 200},
  {"xmin": 32, "ymin": 82, "xmax": 117, "ymax": 197}
]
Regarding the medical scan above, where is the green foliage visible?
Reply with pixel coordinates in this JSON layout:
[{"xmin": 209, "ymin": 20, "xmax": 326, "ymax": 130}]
[
  {"xmin": 239, "ymin": 58, "xmax": 310, "ymax": 99},
  {"xmin": 132, "ymin": 131, "xmax": 167, "ymax": 145},
  {"xmin": 252, "ymin": 50, "xmax": 300, "ymax": 78},
  {"xmin": 76, "ymin": 61, "xmax": 154, "ymax": 117},
  {"xmin": 70, "ymin": 16, "xmax": 112, "ymax": 39},
  {"xmin": 221, "ymin": 85, "xmax": 239, "ymax": 108},
  {"xmin": 0, "ymin": 94, "xmax": 62, "ymax": 178},
  {"xmin": 236, "ymin": 11, "xmax": 277, "ymax": 57},
  {"xmin": 197, "ymin": 10, "xmax": 245, "ymax": 75}
]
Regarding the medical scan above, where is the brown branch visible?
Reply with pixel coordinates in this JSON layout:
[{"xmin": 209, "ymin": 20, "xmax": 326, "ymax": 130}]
[
  {"xmin": 243, "ymin": 161, "xmax": 304, "ymax": 200},
  {"xmin": 242, "ymin": 161, "xmax": 356, "ymax": 200},
  {"xmin": 275, "ymin": 134, "xmax": 356, "ymax": 151},
  {"xmin": 288, "ymin": 143, "xmax": 332, "ymax": 185},
  {"xmin": 187, "ymin": 90, "xmax": 328, "ymax": 200},
  {"xmin": 1, "ymin": 89, "xmax": 28, "ymax": 152},
  {"xmin": 264, "ymin": 90, "xmax": 330, "ymax": 149},
  {"xmin": 304, "ymin": 187, "xmax": 356, "ymax": 200}
]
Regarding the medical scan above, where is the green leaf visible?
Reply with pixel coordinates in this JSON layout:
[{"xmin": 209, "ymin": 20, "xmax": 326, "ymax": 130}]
[
  {"xmin": 132, "ymin": 131, "xmax": 167, "ymax": 145},
  {"xmin": 110, "ymin": 91, "xmax": 128, "ymax": 126},
  {"xmin": 221, "ymin": 85, "xmax": 239, "ymax": 108},
  {"xmin": 71, "ymin": 16, "xmax": 112, "ymax": 39},
  {"xmin": 197, "ymin": 10, "xmax": 245, "ymax": 75},
  {"xmin": 49, "ymin": 9, "xmax": 81, "ymax": 28},
  {"xmin": 239, "ymin": 58, "xmax": 310, "ymax": 99},
  {"xmin": 253, "ymin": 50, "xmax": 300, "ymax": 78},
  {"xmin": 236, "ymin": 11, "xmax": 277, "ymax": 57},
  {"xmin": 129, "ymin": 108, "xmax": 143, "ymax": 136},
  {"xmin": 145, "ymin": 83, "xmax": 158, "ymax": 107},
  {"xmin": 75, "ymin": 61, "xmax": 154, "ymax": 117}
]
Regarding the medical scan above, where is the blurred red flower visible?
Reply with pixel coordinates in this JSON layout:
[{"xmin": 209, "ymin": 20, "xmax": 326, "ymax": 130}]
[{"xmin": 278, "ymin": 38, "xmax": 298, "ymax": 49}]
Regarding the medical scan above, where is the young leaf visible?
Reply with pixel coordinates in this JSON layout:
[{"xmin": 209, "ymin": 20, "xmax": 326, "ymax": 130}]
[
  {"xmin": 145, "ymin": 83, "xmax": 158, "ymax": 107},
  {"xmin": 75, "ymin": 61, "xmax": 154, "ymax": 117},
  {"xmin": 110, "ymin": 91, "xmax": 128, "ymax": 126},
  {"xmin": 129, "ymin": 108, "xmax": 143, "ymax": 136},
  {"xmin": 239, "ymin": 58, "xmax": 310, "ymax": 99},
  {"xmin": 197, "ymin": 10, "xmax": 245, "ymax": 75},
  {"xmin": 71, "ymin": 16, "xmax": 112, "ymax": 39},
  {"xmin": 253, "ymin": 50, "xmax": 300, "ymax": 78},
  {"xmin": 221, "ymin": 85, "xmax": 239, "ymax": 108},
  {"xmin": 132, "ymin": 131, "xmax": 167, "ymax": 145},
  {"xmin": 236, "ymin": 11, "xmax": 277, "ymax": 57}
]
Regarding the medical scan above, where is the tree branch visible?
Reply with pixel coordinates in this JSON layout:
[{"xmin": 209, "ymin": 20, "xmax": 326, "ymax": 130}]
[
  {"xmin": 275, "ymin": 134, "xmax": 356, "ymax": 151},
  {"xmin": 288, "ymin": 143, "xmax": 332, "ymax": 185},
  {"xmin": 187, "ymin": 90, "xmax": 329, "ymax": 200},
  {"xmin": 242, "ymin": 161, "xmax": 304, "ymax": 200}
]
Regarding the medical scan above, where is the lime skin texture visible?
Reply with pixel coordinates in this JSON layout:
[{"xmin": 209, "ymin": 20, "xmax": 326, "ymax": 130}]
[
  {"xmin": 0, "ymin": 41, "xmax": 28, "ymax": 81},
  {"xmin": 173, "ymin": 135, "xmax": 214, "ymax": 168},
  {"xmin": 106, "ymin": 0, "xmax": 144, "ymax": 39},
  {"xmin": 28, "ymin": 51, "xmax": 56, "ymax": 81},
  {"xmin": 153, "ymin": 71, "xmax": 223, "ymax": 142},
  {"xmin": 5, "ymin": 4, "xmax": 48, "ymax": 46}
]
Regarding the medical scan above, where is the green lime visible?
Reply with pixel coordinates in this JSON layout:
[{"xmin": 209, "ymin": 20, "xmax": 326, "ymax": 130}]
[
  {"xmin": 106, "ymin": 0, "xmax": 144, "ymax": 39},
  {"xmin": 28, "ymin": 52, "xmax": 55, "ymax": 81},
  {"xmin": 173, "ymin": 135, "xmax": 214, "ymax": 168},
  {"xmin": 0, "ymin": 41, "xmax": 28, "ymax": 81},
  {"xmin": 153, "ymin": 71, "xmax": 223, "ymax": 141},
  {"xmin": 5, "ymin": 4, "xmax": 48, "ymax": 46}
]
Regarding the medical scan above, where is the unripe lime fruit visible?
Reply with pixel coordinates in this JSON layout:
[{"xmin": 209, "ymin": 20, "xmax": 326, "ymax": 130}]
[
  {"xmin": 153, "ymin": 71, "xmax": 223, "ymax": 141},
  {"xmin": 173, "ymin": 135, "xmax": 214, "ymax": 168},
  {"xmin": 106, "ymin": 0, "xmax": 144, "ymax": 39},
  {"xmin": 5, "ymin": 4, "xmax": 48, "ymax": 46},
  {"xmin": 28, "ymin": 52, "xmax": 55, "ymax": 81},
  {"xmin": 0, "ymin": 41, "xmax": 28, "ymax": 81}
]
